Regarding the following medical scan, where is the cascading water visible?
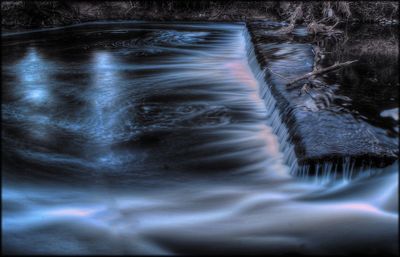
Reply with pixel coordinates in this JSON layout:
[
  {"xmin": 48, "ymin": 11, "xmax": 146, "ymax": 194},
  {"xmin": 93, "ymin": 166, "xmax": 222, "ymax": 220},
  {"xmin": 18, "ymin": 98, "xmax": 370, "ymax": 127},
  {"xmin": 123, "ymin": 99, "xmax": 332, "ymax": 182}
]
[
  {"xmin": 243, "ymin": 27, "xmax": 299, "ymax": 175},
  {"xmin": 2, "ymin": 22, "xmax": 398, "ymax": 255}
]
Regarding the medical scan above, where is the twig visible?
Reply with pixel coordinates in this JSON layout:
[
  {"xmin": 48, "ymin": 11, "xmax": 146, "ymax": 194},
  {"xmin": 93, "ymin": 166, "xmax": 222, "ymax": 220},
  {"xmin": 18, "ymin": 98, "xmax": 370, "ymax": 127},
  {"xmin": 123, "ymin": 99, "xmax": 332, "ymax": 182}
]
[{"xmin": 286, "ymin": 60, "xmax": 358, "ymax": 87}]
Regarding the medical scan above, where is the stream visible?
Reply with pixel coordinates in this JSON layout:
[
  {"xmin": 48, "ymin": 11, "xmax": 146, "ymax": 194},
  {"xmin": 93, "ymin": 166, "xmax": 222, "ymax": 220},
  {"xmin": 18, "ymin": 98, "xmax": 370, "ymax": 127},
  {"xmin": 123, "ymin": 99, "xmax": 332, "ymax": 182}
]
[{"xmin": 2, "ymin": 21, "xmax": 398, "ymax": 255}]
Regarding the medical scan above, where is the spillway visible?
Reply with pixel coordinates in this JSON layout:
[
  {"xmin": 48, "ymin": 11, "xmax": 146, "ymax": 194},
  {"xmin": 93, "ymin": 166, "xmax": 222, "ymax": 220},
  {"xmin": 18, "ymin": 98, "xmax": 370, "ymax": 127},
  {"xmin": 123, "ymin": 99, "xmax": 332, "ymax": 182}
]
[{"xmin": 2, "ymin": 21, "xmax": 398, "ymax": 255}]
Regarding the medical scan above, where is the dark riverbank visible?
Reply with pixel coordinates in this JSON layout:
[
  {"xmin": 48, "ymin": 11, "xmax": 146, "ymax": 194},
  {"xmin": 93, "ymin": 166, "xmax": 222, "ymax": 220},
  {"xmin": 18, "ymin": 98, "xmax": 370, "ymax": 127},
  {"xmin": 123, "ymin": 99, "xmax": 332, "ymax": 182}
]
[{"xmin": 2, "ymin": 1, "xmax": 399, "ymax": 31}]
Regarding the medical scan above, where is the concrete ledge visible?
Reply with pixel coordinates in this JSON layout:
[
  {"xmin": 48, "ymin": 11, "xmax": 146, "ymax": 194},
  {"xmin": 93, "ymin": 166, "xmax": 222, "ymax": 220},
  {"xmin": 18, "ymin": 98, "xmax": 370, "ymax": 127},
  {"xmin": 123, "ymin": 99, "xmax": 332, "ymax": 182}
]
[{"xmin": 246, "ymin": 22, "xmax": 398, "ymax": 177}]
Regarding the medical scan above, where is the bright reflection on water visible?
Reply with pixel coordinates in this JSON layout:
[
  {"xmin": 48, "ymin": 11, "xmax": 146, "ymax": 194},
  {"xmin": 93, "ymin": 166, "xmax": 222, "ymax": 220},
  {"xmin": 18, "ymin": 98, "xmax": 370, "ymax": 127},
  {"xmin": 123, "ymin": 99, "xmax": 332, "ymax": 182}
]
[
  {"xmin": 17, "ymin": 48, "xmax": 51, "ymax": 105},
  {"xmin": 10, "ymin": 47, "xmax": 61, "ymax": 145},
  {"xmin": 1, "ymin": 22, "xmax": 398, "ymax": 255}
]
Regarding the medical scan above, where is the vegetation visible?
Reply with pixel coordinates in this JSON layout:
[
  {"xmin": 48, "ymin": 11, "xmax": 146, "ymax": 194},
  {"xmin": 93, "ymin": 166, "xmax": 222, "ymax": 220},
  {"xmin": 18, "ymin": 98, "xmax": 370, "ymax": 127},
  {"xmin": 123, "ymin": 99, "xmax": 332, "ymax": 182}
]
[{"xmin": 1, "ymin": 1, "xmax": 398, "ymax": 30}]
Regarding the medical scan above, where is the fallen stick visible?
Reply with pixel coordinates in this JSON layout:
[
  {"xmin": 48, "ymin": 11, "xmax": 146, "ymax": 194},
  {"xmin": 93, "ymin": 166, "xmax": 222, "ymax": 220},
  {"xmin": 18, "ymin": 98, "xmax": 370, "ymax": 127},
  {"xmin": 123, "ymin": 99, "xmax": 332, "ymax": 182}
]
[{"xmin": 286, "ymin": 60, "xmax": 358, "ymax": 87}]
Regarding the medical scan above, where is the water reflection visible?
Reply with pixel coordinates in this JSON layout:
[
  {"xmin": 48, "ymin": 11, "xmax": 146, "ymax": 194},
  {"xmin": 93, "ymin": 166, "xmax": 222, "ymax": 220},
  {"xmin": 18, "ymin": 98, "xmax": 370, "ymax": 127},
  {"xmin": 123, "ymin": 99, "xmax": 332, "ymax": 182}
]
[
  {"xmin": 89, "ymin": 52, "xmax": 119, "ymax": 144},
  {"xmin": 16, "ymin": 48, "xmax": 51, "ymax": 105},
  {"xmin": 13, "ymin": 47, "xmax": 56, "ymax": 142}
]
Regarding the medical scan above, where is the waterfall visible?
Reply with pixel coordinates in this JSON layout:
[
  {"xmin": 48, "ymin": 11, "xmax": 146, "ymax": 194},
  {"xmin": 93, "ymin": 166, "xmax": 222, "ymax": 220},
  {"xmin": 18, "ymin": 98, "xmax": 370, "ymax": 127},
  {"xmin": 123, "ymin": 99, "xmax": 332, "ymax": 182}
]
[{"xmin": 242, "ymin": 27, "xmax": 299, "ymax": 175}]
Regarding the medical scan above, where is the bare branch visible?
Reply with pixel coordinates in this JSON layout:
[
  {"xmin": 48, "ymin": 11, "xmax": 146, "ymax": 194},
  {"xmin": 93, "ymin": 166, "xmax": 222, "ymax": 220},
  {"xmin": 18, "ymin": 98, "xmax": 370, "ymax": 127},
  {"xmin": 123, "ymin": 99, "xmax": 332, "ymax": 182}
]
[{"xmin": 286, "ymin": 60, "xmax": 358, "ymax": 88}]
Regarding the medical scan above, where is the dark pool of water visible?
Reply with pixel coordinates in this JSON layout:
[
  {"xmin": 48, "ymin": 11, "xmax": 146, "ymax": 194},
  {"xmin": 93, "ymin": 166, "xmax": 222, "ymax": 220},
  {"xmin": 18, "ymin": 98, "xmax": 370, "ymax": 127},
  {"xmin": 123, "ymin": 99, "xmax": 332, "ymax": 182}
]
[{"xmin": 323, "ymin": 24, "xmax": 399, "ymax": 136}]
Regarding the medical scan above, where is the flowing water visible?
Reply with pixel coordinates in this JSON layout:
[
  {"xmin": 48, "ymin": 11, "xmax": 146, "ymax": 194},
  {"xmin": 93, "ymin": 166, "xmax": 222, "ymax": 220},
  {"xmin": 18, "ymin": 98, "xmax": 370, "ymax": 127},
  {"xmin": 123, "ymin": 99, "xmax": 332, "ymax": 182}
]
[{"xmin": 2, "ymin": 22, "xmax": 398, "ymax": 255}]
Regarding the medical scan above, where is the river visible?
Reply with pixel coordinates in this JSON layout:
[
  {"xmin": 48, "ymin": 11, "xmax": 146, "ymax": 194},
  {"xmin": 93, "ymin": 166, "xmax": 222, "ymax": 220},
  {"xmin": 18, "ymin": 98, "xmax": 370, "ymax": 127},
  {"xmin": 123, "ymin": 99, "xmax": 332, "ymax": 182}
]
[{"xmin": 2, "ymin": 21, "xmax": 398, "ymax": 255}]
